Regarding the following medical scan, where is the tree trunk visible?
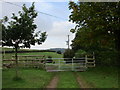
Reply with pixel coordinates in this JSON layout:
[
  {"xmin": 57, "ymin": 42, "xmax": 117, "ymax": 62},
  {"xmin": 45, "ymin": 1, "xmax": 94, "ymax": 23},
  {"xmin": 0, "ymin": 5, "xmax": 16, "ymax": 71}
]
[{"xmin": 15, "ymin": 45, "xmax": 18, "ymax": 78}]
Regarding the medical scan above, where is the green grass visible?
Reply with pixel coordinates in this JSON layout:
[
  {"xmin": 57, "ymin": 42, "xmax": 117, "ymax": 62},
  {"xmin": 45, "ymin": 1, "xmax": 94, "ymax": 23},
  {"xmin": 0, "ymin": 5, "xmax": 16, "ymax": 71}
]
[
  {"xmin": 78, "ymin": 66, "xmax": 118, "ymax": 88},
  {"xmin": 2, "ymin": 51, "xmax": 63, "ymax": 88},
  {"xmin": 2, "ymin": 68, "xmax": 55, "ymax": 88},
  {"xmin": 57, "ymin": 72, "xmax": 80, "ymax": 88},
  {"xmin": 3, "ymin": 52, "xmax": 63, "ymax": 59},
  {"xmin": 1, "ymin": 47, "xmax": 14, "ymax": 51},
  {"xmin": 2, "ymin": 48, "xmax": 118, "ymax": 88},
  {"xmin": 18, "ymin": 52, "xmax": 63, "ymax": 58},
  {"xmin": 2, "ymin": 47, "xmax": 63, "ymax": 59}
]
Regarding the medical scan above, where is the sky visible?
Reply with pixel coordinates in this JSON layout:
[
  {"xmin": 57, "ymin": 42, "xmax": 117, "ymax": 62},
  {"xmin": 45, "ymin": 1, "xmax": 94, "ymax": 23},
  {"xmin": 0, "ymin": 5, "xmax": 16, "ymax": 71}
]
[{"xmin": 0, "ymin": 0, "xmax": 76, "ymax": 50}]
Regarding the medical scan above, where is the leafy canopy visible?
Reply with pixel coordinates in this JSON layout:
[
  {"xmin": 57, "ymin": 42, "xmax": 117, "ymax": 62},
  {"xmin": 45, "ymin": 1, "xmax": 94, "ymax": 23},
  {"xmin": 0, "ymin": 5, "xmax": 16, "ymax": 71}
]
[
  {"xmin": 2, "ymin": 3, "xmax": 47, "ymax": 48},
  {"xmin": 69, "ymin": 2, "xmax": 120, "ymax": 65},
  {"xmin": 69, "ymin": 2, "xmax": 120, "ymax": 51}
]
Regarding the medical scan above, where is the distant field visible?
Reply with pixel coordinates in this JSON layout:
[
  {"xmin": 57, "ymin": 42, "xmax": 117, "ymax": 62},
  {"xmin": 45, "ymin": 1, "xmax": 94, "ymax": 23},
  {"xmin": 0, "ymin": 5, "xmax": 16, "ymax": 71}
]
[
  {"xmin": 2, "ymin": 47, "xmax": 63, "ymax": 60},
  {"xmin": 1, "ymin": 47, "xmax": 14, "ymax": 51},
  {"xmin": 3, "ymin": 52, "xmax": 63, "ymax": 59},
  {"xmin": 1, "ymin": 47, "xmax": 40, "ymax": 51}
]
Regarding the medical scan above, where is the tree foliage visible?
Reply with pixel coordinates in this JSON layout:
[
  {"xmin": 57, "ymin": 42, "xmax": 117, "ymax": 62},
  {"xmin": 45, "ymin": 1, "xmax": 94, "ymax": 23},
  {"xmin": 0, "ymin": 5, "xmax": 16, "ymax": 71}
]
[
  {"xmin": 63, "ymin": 49, "xmax": 74, "ymax": 63},
  {"xmin": 2, "ymin": 3, "xmax": 47, "ymax": 49},
  {"xmin": 69, "ymin": 2, "xmax": 120, "ymax": 65}
]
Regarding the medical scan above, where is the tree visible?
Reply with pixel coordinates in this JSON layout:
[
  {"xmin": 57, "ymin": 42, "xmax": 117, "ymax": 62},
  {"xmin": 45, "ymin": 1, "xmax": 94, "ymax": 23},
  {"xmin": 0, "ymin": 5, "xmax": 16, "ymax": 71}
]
[
  {"xmin": 69, "ymin": 2, "xmax": 120, "ymax": 66},
  {"xmin": 2, "ymin": 3, "xmax": 47, "ymax": 78}
]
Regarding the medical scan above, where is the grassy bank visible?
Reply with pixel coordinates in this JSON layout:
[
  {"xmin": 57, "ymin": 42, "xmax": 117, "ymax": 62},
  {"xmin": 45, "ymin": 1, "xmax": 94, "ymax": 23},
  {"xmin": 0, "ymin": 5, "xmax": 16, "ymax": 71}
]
[
  {"xmin": 2, "ymin": 69, "xmax": 55, "ymax": 88},
  {"xmin": 78, "ymin": 66, "xmax": 118, "ymax": 88}
]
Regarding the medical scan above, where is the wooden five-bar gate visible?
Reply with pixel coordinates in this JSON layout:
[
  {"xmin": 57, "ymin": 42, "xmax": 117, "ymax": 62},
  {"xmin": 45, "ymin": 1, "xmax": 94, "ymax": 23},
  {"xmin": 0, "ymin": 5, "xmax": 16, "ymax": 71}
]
[
  {"xmin": 45, "ymin": 55, "xmax": 95, "ymax": 72},
  {"xmin": 2, "ymin": 55, "xmax": 95, "ymax": 72}
]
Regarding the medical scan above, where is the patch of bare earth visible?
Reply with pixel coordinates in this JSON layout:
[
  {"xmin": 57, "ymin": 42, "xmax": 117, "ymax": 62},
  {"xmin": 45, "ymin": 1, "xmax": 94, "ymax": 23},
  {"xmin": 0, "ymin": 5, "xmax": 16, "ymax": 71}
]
[
  {"xmin": 74, "ymin": 72, "xmax": 93, "ymax": 88},
  {"xmin": 46, "ymin": 75, "xmax": 59, "ymax": 88}
]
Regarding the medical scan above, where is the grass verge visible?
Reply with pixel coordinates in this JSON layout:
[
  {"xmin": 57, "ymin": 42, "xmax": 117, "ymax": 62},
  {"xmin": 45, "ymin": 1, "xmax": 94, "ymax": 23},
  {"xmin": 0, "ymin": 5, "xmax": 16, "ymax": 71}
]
[
  {"xmin": 2, "ymin": 68, "xmax": 55, "ymax": 88},
  {"xmin": 57, "ymin": 72, "xmax": 80, "ymax": 88},
  {"xmin": 78, "ymin": 66, "xmax": 118, "ymax": 88}
]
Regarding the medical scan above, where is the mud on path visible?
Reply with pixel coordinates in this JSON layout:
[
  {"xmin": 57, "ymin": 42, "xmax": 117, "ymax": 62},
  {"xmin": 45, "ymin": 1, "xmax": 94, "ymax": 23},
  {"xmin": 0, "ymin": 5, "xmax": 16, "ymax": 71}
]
[{"xmin": 46, "ymin": 75, "xmax": 59, "ymax": 88}]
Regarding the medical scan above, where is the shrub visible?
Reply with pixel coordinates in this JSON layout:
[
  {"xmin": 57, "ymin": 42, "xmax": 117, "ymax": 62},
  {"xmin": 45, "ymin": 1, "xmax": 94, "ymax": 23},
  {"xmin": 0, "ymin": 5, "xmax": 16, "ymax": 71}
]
[
  {"xmin": 57, "ymin": 50, "xmax": 62, "ymax": 54},
  {"xmin": 63, "ymin": 49, "xmax": 74, "ymax": 63},
  {"xmin": 46, "ymin": 56, "xmax": 54, "ymax": 63},
  {"xmin": 75, "ymin": 49, "xmax": 87, "ymax": 58},
  {"xmin": 95, "ymin": 50, "xmax": 117, "ymax": 66}
]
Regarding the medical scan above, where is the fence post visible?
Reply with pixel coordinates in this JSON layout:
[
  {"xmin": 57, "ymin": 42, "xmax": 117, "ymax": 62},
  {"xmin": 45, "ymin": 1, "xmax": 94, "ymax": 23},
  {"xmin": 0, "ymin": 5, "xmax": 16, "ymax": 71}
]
[
  {"xmin": 45, "ymin": 58, "xmax": 47, "ymax": 70},
  {"xmin": 72, "ymin": 58, "xmax": 73, "ymax": 71},
  {"xmin": 93, "ymin": 52, "xmax": 95, "ymax": 67},
  {"xmin": 85, "ymin": 55, "xmax": 87, "ymax": 68},
  {"xmin": 59, "ymin": 59, "xmax": 60, "ymax": 71},
  {"xmin": 3, "ymin": 50, "xmax": 5, "ymax": 59},
  {"xmin": 93, "ymin": 53, "xmax": 95, "ymax": 60},
  {"xmin": 93, "ymin": 52, "xmax": 95, "ymax": 60},
  {"xmin": 25, "ymin": 56, "xmax": 27, "ymax": 68}
]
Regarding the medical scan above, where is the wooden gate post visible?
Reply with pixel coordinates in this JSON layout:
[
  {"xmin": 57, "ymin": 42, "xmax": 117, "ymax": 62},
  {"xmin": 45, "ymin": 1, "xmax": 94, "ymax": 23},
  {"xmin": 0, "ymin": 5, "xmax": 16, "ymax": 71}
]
[
  {"xmin": 58, "ymin": 59, "xmax": 60, "ymax": 70},
  {"xmin": 93, "ymin": 54, "xmax": 95, "ymax": 67},
  {"xmin": 45, "ymin": 58, "xmax": 47, "ymax": 70},
  {"xmin": 72, "ymin": 58, "xmax": 74, "ymax": 71},
  {"xmin": 3, "ymin": 50, "xmax": 5, "ymax": 59},
  {"xmin": 85, "ymin": 55, "xmax": 87, "ymax": 68}
]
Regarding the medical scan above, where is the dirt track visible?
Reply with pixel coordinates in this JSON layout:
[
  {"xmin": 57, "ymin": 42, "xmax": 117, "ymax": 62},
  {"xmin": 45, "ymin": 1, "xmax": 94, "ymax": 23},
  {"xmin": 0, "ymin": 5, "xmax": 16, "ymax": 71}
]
[
  {"xmin": 46, "ymin": 75, "xmax": 59, "ymax": 88},
  {"xmin": 74, "ymin": 72, "xmax": 93, "ymax": 88},
  {"xmin": 46, "ymin": 72, "xmax": 92, "ymax": 88}
]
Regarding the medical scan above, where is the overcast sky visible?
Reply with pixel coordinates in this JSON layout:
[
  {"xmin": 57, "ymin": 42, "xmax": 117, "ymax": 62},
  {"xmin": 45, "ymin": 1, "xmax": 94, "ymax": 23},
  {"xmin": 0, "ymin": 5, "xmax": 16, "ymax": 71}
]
[{"xmin": 1, "ymin": 0, "xmax": 76, "ymax": 50}]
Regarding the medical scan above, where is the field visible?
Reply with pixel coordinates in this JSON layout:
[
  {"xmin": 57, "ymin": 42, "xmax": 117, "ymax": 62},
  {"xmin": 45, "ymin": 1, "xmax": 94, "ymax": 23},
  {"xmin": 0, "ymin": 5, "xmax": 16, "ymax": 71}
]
[
  {"xmin": 1, "ymin": 47, "xmax": 39, "ymax": 51},
  {"xmin": 2, "ymin": 48, "xmax": 118, "ymax": 88},
  {"xmin": 3, "ymin": 51, "xmax": 63, "ymax": 59}
]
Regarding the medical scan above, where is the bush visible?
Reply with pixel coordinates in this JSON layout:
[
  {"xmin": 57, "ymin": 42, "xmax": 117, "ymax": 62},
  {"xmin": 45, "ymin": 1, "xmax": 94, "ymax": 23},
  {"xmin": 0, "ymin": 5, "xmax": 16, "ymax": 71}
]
[
  {"xmin": 75, "ymin": 49, "xmax": 87, "ymax": 58},
  {"xmin": 63, "ymin": 49, "xmax": 74, "ymax": 63},
  {"xmin": 95, "ymin": 50, "xmax": 117, "ymax": 66},
  {"xmin": 57, "ymin": 50, "xmax": 62, "ymax": 54},
  {"xmin": 46, "ymin": 56, "xmax": 54, "ymax": 63}
]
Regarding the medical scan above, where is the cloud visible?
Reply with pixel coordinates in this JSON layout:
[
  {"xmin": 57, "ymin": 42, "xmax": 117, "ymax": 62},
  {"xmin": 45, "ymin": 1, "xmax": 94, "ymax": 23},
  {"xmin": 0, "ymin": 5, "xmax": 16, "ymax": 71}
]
[
  {"xmin": 0, "ymin": 2, "xmax": 2, "ymax": 18},
  {"xmin": 1, "ymin": 2, "xmax": 32, "ymax": 19},
  {"xmin": 31, "ymin": 21, "xmax": 75, "ymax": 49},
  {"xmin": 48, "ymin": 21, "xmax": 75, "ymax": 36},
  {"xmin": 2, "ymin": 0, "xmax": 73, "ymax": 2},
  {"xmin": 1, "ymin": 1, "xmax": 76, "ymax": 50},
  {"xmin": 35, "ymin": 2, "xmax": 53, "ymax": 12}
]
